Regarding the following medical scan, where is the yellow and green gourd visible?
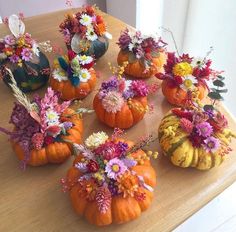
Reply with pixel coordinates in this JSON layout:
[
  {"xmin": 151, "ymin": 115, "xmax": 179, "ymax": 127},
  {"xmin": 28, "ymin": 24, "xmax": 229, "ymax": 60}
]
[{"xmin": 158, "ymin": 110, "xmax": 236, "ymax": 170}]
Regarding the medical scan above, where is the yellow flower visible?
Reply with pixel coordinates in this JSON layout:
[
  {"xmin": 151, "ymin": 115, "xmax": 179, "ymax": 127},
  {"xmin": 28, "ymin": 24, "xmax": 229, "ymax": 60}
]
[
  {"xmin": 172, "ymin": 62, "xmax": 193, "ymax": 76},
  {"xmin": 17, "ymin": 37, "xmax": 26, "ymax": 47},
  {"xmin": 85, "ymin": 131, "xmax": 108, "ymax": 149}
]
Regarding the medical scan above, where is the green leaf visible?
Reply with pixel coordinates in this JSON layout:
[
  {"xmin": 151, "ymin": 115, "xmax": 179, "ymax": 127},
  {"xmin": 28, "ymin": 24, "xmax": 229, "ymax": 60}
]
[
  {"xmin": 128, "ymin": 53, "xmax": 137, "ymax": 63},
  {"xmin": 213, "ymin": 79, "xmax": 225, "ymax": 87},
  {"xmin": 217, "ymin": 75, "xmax": 225, "ymax": 80},
  {"xmin": 204, "ymin": 104, "xmax": 214, "ymax": 111},
  {"xmin": 208, "ymin": 92, "xmax": 224, "ymax": 100},
  {"xmin": 211, "ymin": 88, "xmax": 228, "ymax": 93}
]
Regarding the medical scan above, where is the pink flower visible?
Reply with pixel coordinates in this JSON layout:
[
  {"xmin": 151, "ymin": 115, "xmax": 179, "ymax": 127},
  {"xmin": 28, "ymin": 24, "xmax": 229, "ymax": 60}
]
[
  {"xmin": 105, "ymin": 158, "xmax": 127, "ymax": 179},
  {"xmin": 94, "ymin": 141, "xmax": 121, "ymax": 160},
  {"xmin": 21, "ymin": 48, "xmax": 33, "ymax": 61},
  {"xmin": 24, "ymin": 33, "xmax": 33, "ymax": 44},
  {"xmin": 95, "ymin": 187, "xmax": 111, "ymax": 213},
  {"xmin": 9, "ymin": 54, "xmax": 20, "ymax": 63},
  {"xmin": 180, "ymin": 118, "xmax": 193, "ymax": 133},
  {"xmin": 44, "ymin": 136, "xmax": 54, "ymax": 145},
  {"xmin": 131, "ymin": 80, "xmax": 149, "ymax": 97},
  {"xmin": 102, "ymin": 91, "xmax": 124, "ymax": 113},
  {"xmin": 4, "ymin": 35, "xmax": 15, "ymax": 45},
  {"xmin": 31, "ymin": 133, "xmax": 44, "ymax": 150},
  {"xmin": 46, "ymin": 125, "xmax": 61, "ymax": 137},
  {"xmin": 196, "ymin": 122, "xmax": 213, "ymax": 137},
  {"xmin": 203, "ymin": 136, "xmax": 220, "ymax": 153}
]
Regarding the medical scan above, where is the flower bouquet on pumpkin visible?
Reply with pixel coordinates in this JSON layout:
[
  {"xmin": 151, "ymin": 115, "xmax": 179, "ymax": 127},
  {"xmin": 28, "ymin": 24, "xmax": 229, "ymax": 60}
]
[
  {"xmin": 0, "ymin": 14, "xmax": 51, "ymax": 92},
  {"xmin": 117, "ymin": 28, "xmax": 167, "ymax": 78},
  {"xmin": 93, "ymin": 62, "xmax": 157, "ymax": 129},
  {"xmin": 61, "ymin": 129, "xmax": 158, "ymax": 226},
  {"xmin": 50, "ymin": 50, "xmax": 96, "ymax": 100},
  {"xmin": 0, "ymin": 69, "xmax": 93, "ymax": 168},
  {"xmin": 155, "ymin": 46, "xmax": 219, "ymax": 106},
  {"xmin": 59, "ymin": 5, "xmax": 112, "ymax": 59},
  {"xmin": 158, "ymin": 75, "xmax": 236, "ymax": 170}
]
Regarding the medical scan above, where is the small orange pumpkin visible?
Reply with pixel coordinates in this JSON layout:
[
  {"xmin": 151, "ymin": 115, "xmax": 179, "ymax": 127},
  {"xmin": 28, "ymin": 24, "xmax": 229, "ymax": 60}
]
[
  {"xmin": 64, "ymin": 137, "xmax": 157, "ymax": 226},
  {"xmin": 161, "ymin": 79, "xmax": 207, "ymax": 106},
  {"xmin": 12, "ymin": 108, "xmax": 83, "ymax": 166},
  {"xmin": 50, "ymin": 68, "xmax": 96, "ymax": 100},
  {"xmin": 93, "ymin": 94, "xmax": 148, "ymax": 129},
  {"xmin": 117, "ymin": 50, "xmax": 166, "ymax": 78}
]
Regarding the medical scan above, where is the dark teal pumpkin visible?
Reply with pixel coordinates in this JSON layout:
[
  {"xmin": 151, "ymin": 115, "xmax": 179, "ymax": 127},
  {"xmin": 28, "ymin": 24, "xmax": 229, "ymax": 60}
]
[
  {"xmin": 1, "ymin": 51, "xmax": 50, "ymax": 93},
  {"xmin": 68, "ymin": 36, "xmax": 109, "ymax": 60}
]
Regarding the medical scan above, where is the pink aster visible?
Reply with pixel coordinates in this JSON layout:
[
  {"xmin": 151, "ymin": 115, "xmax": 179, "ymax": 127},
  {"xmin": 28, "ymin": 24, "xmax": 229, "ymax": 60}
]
[
  {"xmin": 105, "ymin": 158, "xmax": 127, "ymax": 180},
  {"xmin": 94, "ymin": 141, "xmax": 121, "ymax": 160},
  {"xmin": 131, "ymin": 80, "xmax": 149, "ymax": 97},
  {"xmin": 21, "ymin": 48, "xmax": 33, "ymax": 61},
  {"xmin": 203, "ymin": 136, "xmax": 220, "ymax": 153},
  {"xmin": 4, "ymin": 35, "xmax": 16, "ymax": 45},
  {"xmin": 102, "ymin": 91, "xmax": 124, "ymax": 113},
  {"xmin": 9, "ymin": 54, "xmax": 20, "ymax": 63},
  {"xmin": 196, "ymin": 122, "xmax": 213, "ymax": 137}
]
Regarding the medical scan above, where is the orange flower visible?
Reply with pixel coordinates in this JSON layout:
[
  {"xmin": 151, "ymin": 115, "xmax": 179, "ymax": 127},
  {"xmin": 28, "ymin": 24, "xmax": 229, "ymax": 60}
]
[
  {"xmin": 78, "ymin": 179, "xmax": 98, "ymax": 201},
  {"xmin": 117, "ymin": 171, "xmax": 139, "ymax": 198},
  {"xmin": 94, "ymin": 23, "xmax": 106, "ymax": 36}
]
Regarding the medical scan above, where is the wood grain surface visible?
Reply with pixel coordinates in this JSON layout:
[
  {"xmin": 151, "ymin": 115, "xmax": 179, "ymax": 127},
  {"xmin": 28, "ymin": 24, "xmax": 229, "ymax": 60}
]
[{"xmin": 0, "ymin": 9, "xmax": 235, "ymax": 232}]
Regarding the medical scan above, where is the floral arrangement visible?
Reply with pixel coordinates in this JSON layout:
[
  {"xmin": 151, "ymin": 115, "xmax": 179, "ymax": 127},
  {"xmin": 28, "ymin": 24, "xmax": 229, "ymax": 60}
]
[
  {"xmin": 0, "ymin": 69, "xmax": 90, "ymax": 168},
  {"xmin": 0, "ymin": 14, "xmax": 50, "ymax": 67},
  {"xmin": 61, "ymin": 129, "xmax": 158, "ymax": 224},
  {"xmin": 52, "ymin": 50, "xmax": 94, "ymax": 86},
  {"xmin": 117, "ymin": 28, "xmax": 167, "ymax": 70},
  {"xmin": 98, "ymin": 75, "xmax": 150, "ymax": 113},
  {"xmin": 155, "ymin": 50, "xmax": 216, "ymax": 92},
  {"xmin": 59, "ymin": 5, "xmax": 111, "ymax": 54}
]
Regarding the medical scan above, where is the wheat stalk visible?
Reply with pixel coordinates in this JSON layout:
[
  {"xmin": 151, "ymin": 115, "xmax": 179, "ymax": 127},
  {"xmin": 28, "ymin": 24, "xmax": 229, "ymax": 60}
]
[{"xmin": 5, "ymin": 68, "xmax": 33, "ymax": 111}]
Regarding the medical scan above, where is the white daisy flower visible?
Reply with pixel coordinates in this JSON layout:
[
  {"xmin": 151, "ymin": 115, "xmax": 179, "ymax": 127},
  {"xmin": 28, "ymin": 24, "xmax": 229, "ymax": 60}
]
[
  {"xmin": 180, "ymin": 75, "xmax": 198, "ymax": 91},
  {"xmin": 79, "ymin": 14, "xmax": 92, "ymax": 26},
  {"xmin": 86, "ymin": 28, "xmax": 98, "ymax": 41},
  {"xmin": 124, "ymin": 80, "xmax": 132, "ymax": 92},
  {"xmin": 132, "ymin": 36, "xmax": 142, "ymax": 45},
  {"xmin": 78, "ymin": 55, "xmax": 93, "ymax": 65},
  {"xmin": 79, "ymin": 68, "xmax": 91, "ymax": 82},
  {"xmin": 52, "ymin": 69, "xmax": 68, "ymax": 82},
  {"xmin": 46, "ymin": 109, "xmax": 60, "ymax": 126},
  {"xmin": 128, "ymin": 43, "xmax": 134, "ymax": 51},
  {"xmin": 191, "ymin": 57, "xmax": 206, "ymax": 68}
]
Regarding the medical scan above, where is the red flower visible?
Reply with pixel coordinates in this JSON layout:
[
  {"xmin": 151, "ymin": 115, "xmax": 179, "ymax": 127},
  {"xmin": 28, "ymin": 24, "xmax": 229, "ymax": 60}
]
[
  {"xmin": 85, "ymin": 5, "xmax": 95, "ymax": 16},
  {"xmin": 144, "ymin": 47, "xmax": 151, "ymax": 53},
  {"xmin": 155, "ymin": 73, "xmax": 165, "ymax": 80},
  {"xmin": 44, "ymin": 136, "xmax": 54, "ymax": 145},
  {"xmin": 15, "ymin": 47, "xmax": 23, "ymax": 56},
  {"xmin": 68, "ymin": 50, "xmax": 76, "ymax": 61},
  {"xmin": 118, "ymin": 79, "xmax": 125, "ymax": 92},
  {"xmin": 172, "ymin": 108, "xmax": 193, "ymax": 121},
  {"xmin": 31, "ymin": 133, "xmax": 44, "ymax": 150},
  {"xmin": 144, "ymin": 53, "xmax": 152, "ymax": 60},
  {"xmin": 87, "ymin": 160, "xmax": 99, "ymax": 172},
  {"xmin": 179, "ymin": 53, "xmax": 193, "ymax": 63},
  {"xmin": 189, "ymin": 134, "xmax": 204, "ymax": 148},
  {"xmin": 81, "ymin": 61, "xmax": 94, "ymax": 70},
  {"xmin": 46, "ymin": 125, "xmax": 61, "ymax": 137},
  {"xmin": 0, "ymin": 42, "xmax": 5, "ymax": 52},
  {"xmin": 96, "ymin": 15, "xmax": 104, "ymax": 24},
  {"xmin": 174, "ymin": 75, "xmax": 183, "ymax": 85}
]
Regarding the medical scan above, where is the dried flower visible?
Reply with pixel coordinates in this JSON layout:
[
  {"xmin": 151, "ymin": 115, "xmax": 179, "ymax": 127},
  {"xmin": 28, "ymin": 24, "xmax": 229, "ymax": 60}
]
[
  {"xmin": 95, "ymin": 187, "xmax": 112, "ymax": 213},
  {"xmin": 44, "ymin": 136, "xmax": 54, "ymax": 145},
  {"xmin": 87, "ymin": 160, "xmax": 99, "ymax": 172},
  {"xmin": 180, "ymin": 118, "xmax": 193, "ymax": 133},
  {"xmin": 102, "ymin": 91, "xmax": 124, "ymax": 113},
  {"xmin": 94, "ymin": 141, "xmax": 121, "ymax": 160},
  {"xmin": 203, "ymin": 136, "xmax": 220, "ymax": 153},
  {"xmin": 172, "ymin": 62, "xmax": 193, "ymax": 77},
  {"xmin": 196, "ymin": 122, "xmax": 213, "ymax": 137},
  {"xmin": 31, "ymin": 132, "xmax": 44, "ymax": 150},
  {"xmin": 21, "ymin": 48, "xmax": 33, "ymax": 61},
  {"xmin": 85, "ymin": 131, "xmax": 108, "ymax": 149},
  {"xmin": 105, "ymin": 158, "xmax": 127, "ymax": 179},
  {"xmin": 131, "ymin": 80, "xmax": 149, "ymax": 97}
]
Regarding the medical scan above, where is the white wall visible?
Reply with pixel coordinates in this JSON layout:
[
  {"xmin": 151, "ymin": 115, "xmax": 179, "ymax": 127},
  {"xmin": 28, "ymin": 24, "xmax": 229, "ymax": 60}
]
[
  {"xmin": 106, "ymin": 0, "xmax": 136, "ymax": 27},
  {"xmin": 0, "ymin": 0, "xmax": 106, "ymax": 18}
]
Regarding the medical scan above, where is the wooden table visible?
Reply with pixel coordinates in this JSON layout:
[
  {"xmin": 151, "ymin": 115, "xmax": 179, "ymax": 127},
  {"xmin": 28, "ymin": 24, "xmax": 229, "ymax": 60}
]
[{"xmin": 0, "ymin": 9, "xmax": 236, "ymax": 232}]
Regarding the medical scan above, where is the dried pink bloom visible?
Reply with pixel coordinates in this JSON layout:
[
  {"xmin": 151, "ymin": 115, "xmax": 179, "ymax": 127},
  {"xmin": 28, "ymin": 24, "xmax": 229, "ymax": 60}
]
[
  {"xmin": 31, "ymin": 133, "xmax": 44, "ymax": 150},
  {"xmin": 196, "ymin": 122, "xmax": 213, "ymax": 137},
  {"xmin": 203, "ymin": 136, "xmax": 220, "ymax": 153},
  {"xmin": 180, "ymin": 118, "xmax": 193, "ymax": 133},
  {"xmin": 101, "ymin": 91, "xmax": 124, "ymax": 113},
  {"xmin": 95, "ymin": 187, "xmax": 111, "ymax": 213},
  {"xmin": 21, "ymin": 48, "xmax": 33, "ymax": 61}
]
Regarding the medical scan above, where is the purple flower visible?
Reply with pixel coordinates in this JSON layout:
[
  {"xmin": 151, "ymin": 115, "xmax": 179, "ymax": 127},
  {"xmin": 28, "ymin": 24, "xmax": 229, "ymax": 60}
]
[
  {"xmin": 122, "ymin": 89, "xmax": 135, "ymax": 99},
  {"xmin": 117, "ymin": 141, "xmax": 129, "ymax": 154},
  {"xmin": 21, "ymin": 48, "xmax": 33, "ymax": 61},
  {"xmin": 117, "ymin": 28, "xmax": 132, "ymax": 50},
  {"xmin": 4, "ymin": 35, "xmax": 16, "ymax": 45},
  {"xmin": 131, "ymin": 80, "xmax": 149, "ymax": 97},
  {"xmin": 196, "ymin": 122, "xmax": 213, "ymax": 137},
  {"xmin": 63, "ymin": 121, "xmax": 73, "ymax": 130},
  {"xmin": 105, "ymin": 158, "xmax": 127, "ymax": 179},
  {"xmin": 108, "ymin": 179, "xmax": 119, "ymax": 196},
  {"xmin": 101, "ymin": 77, "xmax": 118, "ymax": 91},
  {"xmin": 9, "ymin": 54, "xmax": 20, "ymax": 63},
  {"xmin": 122, "ymin": 158, "xmax": 137, "ymax": 167},
  {"xmin": 203, "ymin": 136, "xmax": 220, "ymax": 152}
]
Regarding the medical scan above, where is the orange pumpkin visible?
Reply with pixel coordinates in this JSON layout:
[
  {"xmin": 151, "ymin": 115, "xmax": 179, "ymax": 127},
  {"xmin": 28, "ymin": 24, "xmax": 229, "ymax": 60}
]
[
  {"xmin": 65, "ymin": 139, "xmax": 157, "ymax": 226},
  {"xmin": 161, "ymin": 79, "xmax": 207, "ymax": 106},
  {"xmin": 93, "ymin": 94, "xmax": 148, "ymax": 129},
  {"xmin": 50, "ymin": 68, "xmax": 96, "ymax": 101},
  {"xmin": 12, "ymin": 108, "xmax": 83, "ymax": 166},
  {"xmin": 117, "ymin": 50, "xmax": 166, "ymax": 78}
]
